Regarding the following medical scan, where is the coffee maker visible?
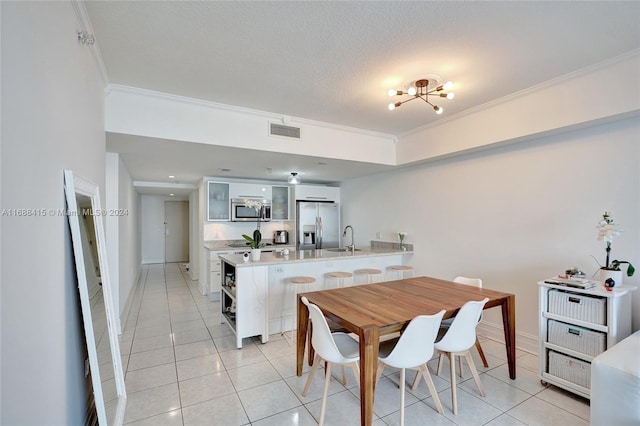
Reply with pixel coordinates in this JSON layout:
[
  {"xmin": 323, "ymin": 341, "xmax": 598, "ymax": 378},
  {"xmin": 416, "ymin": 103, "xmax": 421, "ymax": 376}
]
[{"xmin": 273, "ymin": 230, "xmax": 289, "ymax": 244}]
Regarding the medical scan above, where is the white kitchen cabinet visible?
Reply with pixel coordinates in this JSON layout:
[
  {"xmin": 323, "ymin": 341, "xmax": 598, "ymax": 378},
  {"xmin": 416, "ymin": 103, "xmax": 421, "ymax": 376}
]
[
  {"xmin": 271, "ymin": 185, "xmax": 290, "ymax": 220},
  {"xmin": 293, "ymin": 184, "xmax": 340, "ymax": 202},
  {"xmin": 538, "ymin": 280, "xmax": 635, "ymax": 399},
  {"xmin": 208, "ymin": 249, "xmax": 233, "ymax": 301},
  {"xmin": 207, "ymin": 181, "xmax": 230, "ymax": 221},
  {"xmin": 220, "ymin": 261, "xmax": 269, "ymax": 348},
  {"xmin": 229, "ymin": 183, "xmax": 271, "ymax": 200}
]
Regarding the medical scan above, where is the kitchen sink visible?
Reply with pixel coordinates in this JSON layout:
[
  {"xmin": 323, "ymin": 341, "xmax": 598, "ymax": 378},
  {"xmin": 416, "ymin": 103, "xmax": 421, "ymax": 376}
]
[{"xmin": 325, "ymin": 248, "xmax": 362, "ymax": 252}]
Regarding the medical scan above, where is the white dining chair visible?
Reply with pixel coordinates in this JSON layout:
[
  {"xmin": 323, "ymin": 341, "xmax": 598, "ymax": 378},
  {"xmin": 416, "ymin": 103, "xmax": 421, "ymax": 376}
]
[
  {"xmin": 377, "ymin": 310, "xmax": 446, "ymax": 425},
  {"xmin": 417, "ymin": 298, "xmax": 488, "ymax": 414},
  {"xmin": 442, "ymin": 276, "xmax": 489, "ymax": 370},
  {"xmin": 300, "ymin": 297, "xmax": 360, "ymax": 426}
]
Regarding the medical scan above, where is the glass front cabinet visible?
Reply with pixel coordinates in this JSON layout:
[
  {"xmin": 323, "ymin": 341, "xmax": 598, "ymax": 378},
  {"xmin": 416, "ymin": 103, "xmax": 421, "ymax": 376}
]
[
  {"xmin": 207, "ymin": 181, "xmax": 230, "ymax": 221},
  {"xmin": 271, "ymin": 185, "xmax": 290, "ymax": 220}
]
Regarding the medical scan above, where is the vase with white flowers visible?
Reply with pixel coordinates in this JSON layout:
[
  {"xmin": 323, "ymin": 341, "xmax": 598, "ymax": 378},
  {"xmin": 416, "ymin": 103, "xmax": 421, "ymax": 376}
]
[
  {"xmin": 595, "ymin": 211, "xmax": 635, "ymax": 287},
  {"xmin": 398, "ymin": 232, "xmax": 407, "ymax": 251},
  {"xmin": 241, "ymin": 199, "xmax": 266, "ymax": 261}
]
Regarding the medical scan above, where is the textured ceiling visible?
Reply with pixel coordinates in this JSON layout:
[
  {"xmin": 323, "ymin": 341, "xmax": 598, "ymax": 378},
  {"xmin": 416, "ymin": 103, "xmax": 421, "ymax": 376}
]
[{"xmin": 85, "ymin": 1, "xmax": 640, "ymax": 187}]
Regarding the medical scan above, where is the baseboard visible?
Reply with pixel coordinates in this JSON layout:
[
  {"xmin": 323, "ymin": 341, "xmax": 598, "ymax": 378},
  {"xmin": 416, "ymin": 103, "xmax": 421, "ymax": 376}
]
[
  {"xmin": 477, "ymin": 320, "xmax": 538, "ymax": 354},
  {"xmin": 119, "ymin": 265, "xmax": 142, "ymax": 334}
]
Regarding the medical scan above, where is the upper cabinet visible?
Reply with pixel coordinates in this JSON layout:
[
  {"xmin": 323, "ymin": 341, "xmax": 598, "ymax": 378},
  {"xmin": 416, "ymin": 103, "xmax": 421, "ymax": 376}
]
[
  {"xmin": 207, "ymin": 181, "xmax": 230, "ymax": 221},
  {"xmin": 229, "ymin": 183, "xmax": 272, "ymax": 201},
  {"xmin": 294, "ymin": 185, "xmax": 340, "ymax": 202},
  {"xmin": 271, "ymin": 186, "xmax": 290, "ymax": 220},
  {"xmin": 207, "ymin": 181, "xmax": 335, "ymax": 222}
]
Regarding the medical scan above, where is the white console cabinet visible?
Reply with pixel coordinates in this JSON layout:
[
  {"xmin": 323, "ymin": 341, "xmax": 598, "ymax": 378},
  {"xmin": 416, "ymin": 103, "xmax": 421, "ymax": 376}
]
[{"xmin": 538, "ymin": 280, "xmax": 635, "ymax": 399}]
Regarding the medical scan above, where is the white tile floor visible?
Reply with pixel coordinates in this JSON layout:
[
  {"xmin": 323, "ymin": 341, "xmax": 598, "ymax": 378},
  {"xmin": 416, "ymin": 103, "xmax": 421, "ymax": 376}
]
[{"xmin": 118, "ymin": 263, "xmax": 591, "ymax": 425}]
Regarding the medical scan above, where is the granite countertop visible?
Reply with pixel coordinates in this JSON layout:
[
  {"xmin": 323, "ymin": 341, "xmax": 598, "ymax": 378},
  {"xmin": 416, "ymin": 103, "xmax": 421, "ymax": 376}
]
[{"xmin": 219, "ymin": 246, "xmax": 412, "ymax": 267}]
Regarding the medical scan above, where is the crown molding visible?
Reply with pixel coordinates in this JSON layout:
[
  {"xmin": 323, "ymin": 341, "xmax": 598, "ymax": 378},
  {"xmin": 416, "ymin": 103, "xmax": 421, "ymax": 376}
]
[{"xmin": 71, "ymin": 0, "xmax": 109, "ymax": 87}]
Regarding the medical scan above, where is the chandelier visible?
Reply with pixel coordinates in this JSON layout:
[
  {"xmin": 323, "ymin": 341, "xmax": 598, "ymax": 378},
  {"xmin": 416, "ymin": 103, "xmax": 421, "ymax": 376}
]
[{"xmin": 387, "ymin": 79, "xmax": 454, "ymax": 114}]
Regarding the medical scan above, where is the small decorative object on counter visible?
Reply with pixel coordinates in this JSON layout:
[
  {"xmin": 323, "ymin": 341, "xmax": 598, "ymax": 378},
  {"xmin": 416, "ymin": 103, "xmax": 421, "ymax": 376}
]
[
  {"xmin": 604, "ymin": 277, "xmax": 616, "ymax": 291},
  {"xmin": 242, "ymin": 252, "xmax": 250, "ymax": 262},
  {"xmin": 398, "ymin": 232, "xmax": 407, "ymax": 251},
  {"xmin": 595, "ymin": 211, "xmax": 635, "ymax": 285},
  {"xmin": 565, "ymin": 267, "xmax": 585, "ymax": 278}
]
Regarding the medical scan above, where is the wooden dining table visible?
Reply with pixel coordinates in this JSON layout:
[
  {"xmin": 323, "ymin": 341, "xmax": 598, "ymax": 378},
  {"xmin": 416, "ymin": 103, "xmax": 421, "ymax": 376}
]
[{"xmin": 296, "ymin": 276, "xmax": 516, "ymax": 426}]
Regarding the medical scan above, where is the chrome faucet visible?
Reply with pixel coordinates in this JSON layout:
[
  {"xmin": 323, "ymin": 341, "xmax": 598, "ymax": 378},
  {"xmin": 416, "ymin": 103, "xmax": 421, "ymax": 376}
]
[{"xmin": 343, "ymin": 225, "xmax": 355, "ymax": 253}]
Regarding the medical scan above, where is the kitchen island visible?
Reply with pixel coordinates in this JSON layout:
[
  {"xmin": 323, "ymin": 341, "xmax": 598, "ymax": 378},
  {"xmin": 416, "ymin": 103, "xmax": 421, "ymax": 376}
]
[
  {"xmin": 217, "ymin": 245, "xmax": 413, "ymax": 348},
  {"xmin": 203, "ymin": 241, "xmax": 295, "ymax": 300}
]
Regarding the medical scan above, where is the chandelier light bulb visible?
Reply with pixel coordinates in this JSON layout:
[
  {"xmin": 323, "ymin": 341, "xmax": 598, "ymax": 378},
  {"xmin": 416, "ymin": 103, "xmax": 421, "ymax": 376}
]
[
  {"xmin": 434, "ymin": 105, "xmax": 443, "ymax": 114},
  {"xmin": 388, "ymin": 102, "xmax": 396, "ymax": 110},
  {"xmin": 443, "ymin": 81, "xmax": 454, "ymax": 90},
  {"xmin": 388, "ymin": 89, "xmax": 397, "ymax": 97},
  {"xmin": 447, "ymin": 92, "xmax": 455, "ymax": 99},
  {"xmin": 407, "ymin": 86, "xmax": 417, "ymax": 96}
]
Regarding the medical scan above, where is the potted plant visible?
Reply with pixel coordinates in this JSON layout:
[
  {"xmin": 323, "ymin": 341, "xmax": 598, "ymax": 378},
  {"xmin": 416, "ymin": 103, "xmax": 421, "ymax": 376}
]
[
  {"xmin": 595, "ymin": 211, "xmax": 635, "ymax": 286},
  {"xmin": 241, "ymin": 199, "xmax": 265, "ymax": 261},
  {"xmin": 398, "ymin": 232, "xmax": 407, "ymax": 251}
]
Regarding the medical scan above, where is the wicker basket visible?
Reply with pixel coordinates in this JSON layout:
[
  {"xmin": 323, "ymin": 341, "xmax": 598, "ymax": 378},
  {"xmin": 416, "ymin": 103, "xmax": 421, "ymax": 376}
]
[
  {"xmin": 548, "ymin": 319, "xmax": 606, "ymax": 357},
  {"xmin": 548, "ymin": 289, "xmax": 606, "ymax": 325},
  {"xmin": 548, "ymin": 350, "xmax": 591, "ymax": 388}
]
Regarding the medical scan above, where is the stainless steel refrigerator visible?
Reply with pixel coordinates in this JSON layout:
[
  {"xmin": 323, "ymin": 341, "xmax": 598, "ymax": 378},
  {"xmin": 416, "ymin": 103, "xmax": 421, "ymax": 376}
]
[{"xmin": 296, "ymin": 201, "xmax": 340, "ymax": 250}]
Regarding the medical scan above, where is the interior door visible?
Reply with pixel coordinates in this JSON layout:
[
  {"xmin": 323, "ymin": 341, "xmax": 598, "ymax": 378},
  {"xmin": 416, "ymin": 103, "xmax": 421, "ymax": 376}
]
[{"xmin": 164, "ymin": 201, "xmax": 189, "ymax": 263}]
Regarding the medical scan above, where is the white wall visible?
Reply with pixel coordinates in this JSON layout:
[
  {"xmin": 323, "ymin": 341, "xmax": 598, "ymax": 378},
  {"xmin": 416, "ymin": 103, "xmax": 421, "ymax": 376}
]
[
  {"xmin": 105, "ymin": 85, "xmax": 397, "ymax": 166},
  {"xmin": 188, "ymin": 189, "xmax": 200, "ymax": 280},
  {"xmin": 105, "ymin": 153, "xmax": 141, "ymax": 331},
  {"xmin": 341, "ymin": 116, "xmax": 640, "ymax": 350},
  {"xmin": 397, "ymin": 51, "xmax": 640, "ymax": 165},
  {"xmin": 1, "ymin": 2, "xmax": 107, "ymax": 423}
]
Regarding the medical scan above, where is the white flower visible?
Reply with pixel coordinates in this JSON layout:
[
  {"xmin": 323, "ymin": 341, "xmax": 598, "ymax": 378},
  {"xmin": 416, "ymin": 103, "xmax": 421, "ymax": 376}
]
[
  {"xmin": 596, "ymin": 211, "xmax": 621, "ymax": 243},
  {"xmin": 244, "ymin": 199, "xmax": 263, "ymax": 212}
]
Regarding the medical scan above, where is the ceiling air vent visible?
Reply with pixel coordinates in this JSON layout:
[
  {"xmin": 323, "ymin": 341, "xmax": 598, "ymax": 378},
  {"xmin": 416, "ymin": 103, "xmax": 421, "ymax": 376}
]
[{"xmin": 269, "ymin": 122, "xmax": 301, "ymax": 139}]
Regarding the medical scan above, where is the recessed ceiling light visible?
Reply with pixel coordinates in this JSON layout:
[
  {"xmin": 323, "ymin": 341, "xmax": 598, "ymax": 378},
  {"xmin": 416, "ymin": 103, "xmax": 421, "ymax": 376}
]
[
  {"xmin": 169, "ymin": 193, "xmax": 175, "ymax": 196},
  {"xmin": 218, "ymin": 168, "xmax": 231, "ymax": 173},
  {"xmin": 318, "ymin": 162, "xmax": 328, "ymax": 166},
  {"xmin": 168, "ymin": 175, "xmax": 175, "ymax": 179}
]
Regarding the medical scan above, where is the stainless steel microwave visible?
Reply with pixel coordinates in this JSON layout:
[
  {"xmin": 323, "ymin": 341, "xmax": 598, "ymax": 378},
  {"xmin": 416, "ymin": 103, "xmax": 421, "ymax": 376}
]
[{"xmin": 231, "ymin": 198, "xmax": 271, "ymax": 222}]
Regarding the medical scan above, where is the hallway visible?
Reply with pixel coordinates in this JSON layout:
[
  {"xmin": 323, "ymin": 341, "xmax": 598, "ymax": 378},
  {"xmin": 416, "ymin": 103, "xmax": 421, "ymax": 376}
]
[{"xmin": 117, "ymin": 263, "xmax": 590, "ymax": 425}]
